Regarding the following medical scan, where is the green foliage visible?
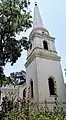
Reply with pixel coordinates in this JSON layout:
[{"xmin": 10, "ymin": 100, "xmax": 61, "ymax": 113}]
[
  {"xmin": 0, "ymin": 96, "xmax": 20, "ymax": 120},
  {"xmin": 0, "ymin": 66, "xmax": 12, "ymax": 86},
  {"xmin": 0, "ymin": 96, "xmax": 66, "ymax": 120},
  {"xmin": 0, "ymin": 0, "xmax": 32, "ymax": 66},
  {"xmin": 5, "ymin": 110, "xmax": 21, "ymax": 120},
  {"xmin": 0, "ymin": 75, "xmax": 12, "ymax": 86},
  {"xmin": 0, "ymin": 0, "xmax": 32, "ymax": 86}
]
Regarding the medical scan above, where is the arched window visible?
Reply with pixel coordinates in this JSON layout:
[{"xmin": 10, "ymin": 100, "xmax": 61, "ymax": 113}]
[
  {"xmin": 48, "ymin": 78, "xmax": 56, "ymax": 95},
  {"xmin": 30, "ymin": 80, "xmax": 33, "ymax": 98},
  {"xmin": 23, "ymin": 89, "xmax": 26, "ymax": 99},
  {"xmin": 43, "ymin": 41, "xmax": 48, "ymax": 50}
]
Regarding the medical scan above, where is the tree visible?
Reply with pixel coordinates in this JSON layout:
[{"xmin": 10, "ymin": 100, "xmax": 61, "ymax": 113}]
[
  {"xmin": 0, "ymin": 97, "xmax": 66, "ymax": 120},
  {"xmin": 0, "ymin": 0, "xmax": 32, "ymax": 66},
  {"xmin": 0, "ymin": 0, "xmax": 32, "ymax": 86}
]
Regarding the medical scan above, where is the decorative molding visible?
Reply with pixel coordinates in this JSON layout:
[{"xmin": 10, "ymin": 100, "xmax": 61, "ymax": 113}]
[
  {"xmin": 25, "ymin": 47, "xmax": 61, "ymax": 68},
  {"xmin": 29, "ymin": 28, "xmax": 55, "ymax": 42},
  {"xmin": 29, "ymin": 28, "xmax": 50, "ymax": 37},
  {"xmin": 27, "ymin": 47, "xmax": 57, "ymax": 60},
  {"xmin": 1, "ymin": 88, "xmax": 17, "ymax": 92},
  {"xmin": 38, "ymin": 101, "xmax": 66, "ymax": 104}
]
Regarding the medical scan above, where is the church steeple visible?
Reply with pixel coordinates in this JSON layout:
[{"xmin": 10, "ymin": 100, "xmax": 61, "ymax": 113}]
[
  {"xmin": 33, "ymin": 2, "xmax": 44, "ymax": 29},
  {"xmin": 26, "ymin": 3, "xmax": 66, "ymax": 107}
]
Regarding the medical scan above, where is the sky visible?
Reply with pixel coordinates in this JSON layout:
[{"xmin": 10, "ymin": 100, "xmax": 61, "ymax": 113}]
[{"xmin": 4, "ymin": 0, "xmax": 66, "ymax": 83}]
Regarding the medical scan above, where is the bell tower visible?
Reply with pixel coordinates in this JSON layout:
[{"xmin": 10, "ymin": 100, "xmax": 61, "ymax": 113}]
[{"xmin": 25, "ymin": 3, "xmax": 66, "ymax": 105}]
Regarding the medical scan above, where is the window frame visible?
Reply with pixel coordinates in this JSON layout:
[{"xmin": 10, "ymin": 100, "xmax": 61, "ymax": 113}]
[
  {"xmin": 48, "ymin": 77, "xmax": 56, "ymax": 96},
  {"xmin": 30, "ymin": 80, "xmax": 33, "ymax": 98},
  {"xmin": 43, "ymin": 40, "xmax": 48, "ymax": 50}
]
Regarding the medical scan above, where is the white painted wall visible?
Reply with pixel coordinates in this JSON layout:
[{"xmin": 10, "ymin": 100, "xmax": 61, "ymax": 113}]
[
  {"xmin": 26, "ymin": 59, "xmax": 38, "ymax": 102},
  {"xmin": 0, "ymin": 84, "xmax": 27, "ymax": 105},
  {"xmin": 27, "ymin": 29, "xmax": 56, "ymax": 57},
  {"xmin": 36, "ymin": 57, "xmax": 66, "ymax": 103},
  {"xmin": 26, "ymin": 27, "xmax": 66, "ymax": 105},
  {"xmin": 26, "ymin": 56, "xmax": 66, "ymax": 104}
]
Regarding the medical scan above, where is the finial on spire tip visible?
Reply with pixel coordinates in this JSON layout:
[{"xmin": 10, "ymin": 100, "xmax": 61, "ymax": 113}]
[{"xmin": 35, "ymin": 2, "xmax": 37, "ymax": 6}]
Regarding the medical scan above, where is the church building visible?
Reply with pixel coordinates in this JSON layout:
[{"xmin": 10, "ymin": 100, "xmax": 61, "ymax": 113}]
[
  {"xmin": 0, "ymin": 3, "xmax": 66, "ymax": 109},
  {"xmin": 25, "ymin": 3, "xmax": 66, "ymax": 107}
]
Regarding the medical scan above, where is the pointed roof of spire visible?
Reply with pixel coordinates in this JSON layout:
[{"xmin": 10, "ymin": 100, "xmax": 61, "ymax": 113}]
[{"xmin": 33, "ymin": 2, "xmax": 44, "ymax": 29}]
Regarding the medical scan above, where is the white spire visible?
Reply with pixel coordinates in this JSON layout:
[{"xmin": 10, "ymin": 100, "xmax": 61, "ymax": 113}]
[{"xmin": 33, "ymin": 2, "xmax": 44, "ymax": 29}]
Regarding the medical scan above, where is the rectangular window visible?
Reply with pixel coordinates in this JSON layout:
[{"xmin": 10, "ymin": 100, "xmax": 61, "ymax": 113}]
[{"xmin": 31, "ymin": 81, "xmax": 33, "ymax": 98}]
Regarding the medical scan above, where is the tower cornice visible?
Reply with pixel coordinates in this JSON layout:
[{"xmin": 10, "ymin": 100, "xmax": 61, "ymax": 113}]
[
  {"xmin": 29, "ymin": 29, "xmax": 55, "ymax": 42},
  {"xmin": 25, "ymin": 48, "xmax": 61, "ymax": 68}
]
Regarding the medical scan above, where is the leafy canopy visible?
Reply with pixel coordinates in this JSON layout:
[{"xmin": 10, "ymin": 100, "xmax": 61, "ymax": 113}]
[
  {"xmin": 0, "ymin": 0, "xmax": 32, "ymax": 66},
  {"xmin": 0, "ymin": 97, "xmax": 66, "ymax": 120}
]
